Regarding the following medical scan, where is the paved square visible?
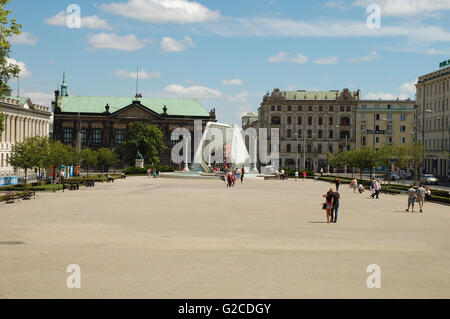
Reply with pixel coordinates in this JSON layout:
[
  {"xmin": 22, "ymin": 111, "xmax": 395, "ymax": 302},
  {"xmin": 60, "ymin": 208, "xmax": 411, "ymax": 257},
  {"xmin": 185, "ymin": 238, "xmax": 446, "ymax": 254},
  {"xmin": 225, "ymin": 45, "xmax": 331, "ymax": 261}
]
[{"xmin": 0, "ymin": 177, "xmax": 449, "ymax": 298}]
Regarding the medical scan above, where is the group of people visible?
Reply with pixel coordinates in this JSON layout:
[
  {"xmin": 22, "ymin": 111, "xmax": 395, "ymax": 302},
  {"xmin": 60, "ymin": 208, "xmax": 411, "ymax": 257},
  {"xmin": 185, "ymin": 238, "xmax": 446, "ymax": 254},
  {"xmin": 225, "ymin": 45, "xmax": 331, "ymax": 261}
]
[
  {"xmin": 406, "ymin": 184, "xmax": 432, "ymax": 213},
  {"xmin": 349, "ymin": 178, "xmax": 367, "ymax": 194},
  {"xmin": 147, "ymin": 168, "xmax": 158, "ymax": 178},
  {"xmin": 226, "ymin": 167, "xmax": 245, "ymax": 187},
  {"xmin": 294, "ymin": 170, "xmax": 308, "ymax": 181}
]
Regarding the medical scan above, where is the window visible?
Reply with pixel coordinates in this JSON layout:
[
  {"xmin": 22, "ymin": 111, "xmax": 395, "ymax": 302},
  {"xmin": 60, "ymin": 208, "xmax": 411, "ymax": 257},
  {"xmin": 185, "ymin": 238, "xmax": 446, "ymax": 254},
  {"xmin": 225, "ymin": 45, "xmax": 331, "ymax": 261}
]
[
  {"xmin": 340, "ymin": 106, "xmax": 345, "ymax": 112},
  {"xmin": 388, "ymin": 137, "xmax": 393, "ymax": 143},
  {"xmin": 375, "ymin": 137, "xmax": 379, "ymax": 143},
  {"xmin": 287, "ymin": 144, "xmax": 291, "ymax": 153},
  {"xmin": 288, "ymin": 105, "xmax": 292, "ymax": 111},
  {"xmin": 340, "ymin": 116, "xmax": 350, "ymax": 126},
  {"xmin": 387, "ymin": 125, "xmax": 392, "ymax": 132},
  {"xmin": 401, "ymin": 137, "xmax": 406, "ymax": 144},
  {"xmin": 329, "ymin": 116, "xmax": 334, "ymax": 126},
  {"xmin": 346, "ymin": 106, "xmax": 351, "ymax": 112},
  {"xmin": 287, "ymin": 129, "xmax": 292, "ymax": 138},
  {"xmin": 115, "ymin": 129, "xmax": 125, "ymax": 145},
  {"xmin": 298, "ymin": 129, "xmax": 302, "ymax": 138},
  {"xmin": 308, "ymin": 116, "xmax": 313, "ymax": 125},
  {"xmin": 400, "ymin": 126, "xmax": 406, "ymax": 132},
  {"xmin": 329, "ymin": 106, "xmax": 334, "ymax": 112},
  {"xmin": 308, "ymin": 105, "xmax": 313, "ymax": 111},
  {"xmin": 271, "ymin": 105, "xmax": 275, "ymax": 111},
  {"xmin": 318, "ymin": 144, "xmax": 323, "ymax": 153},
  {"xmin": 287, "ymin": 116, "xmax": 292, "ymax": 125},
  {"xmin": 63, "ymin": 128, "xmax": 73, "ymax": 144},
  {"xmin": 361, "ymin": 125, "xmax": 367, "ymax": 131},
  {"xmin": 318, "ymin": 117, "xmax": 323, "ymax": 125},
  {"xmin": 319, "ymin": 105, "xmax": 323, "ymax": 112},
  {"xmin": 307, "ymin": 144, "xmax": 312, "ymax": 153},
  {"xmin": 400, "ymin": 114, "xmax": 406, "ymax": 121},
  {"xmin": 298, "ymin": 106, "xmax": 302, "ymax": 111},
  {"xmin": 361, "ymin": 104, "xmax": 367, "ymax": 110},
  {"xmin": 271, "ymin": 116, "xmax": 281, "ymax": 125},
  {"xmin": 387, "ymin": 114, "xmax": 393, "ymax": 121},
  {"xmin": 361, "ymin": 114, "xmax": 366, "ymax": 121},
  {"xmin": 297, "ymin": 116, "xmax": 302, "ymax": 125},
  {"xmin": 277, "ymin": 105, "xmax": 281, "ymax": 111},
  {"xmin": 375, "ymin": 114, "xmax": 380, "ymax": 120},
  {"xmin": 92, "ymin": 129, "xmax": 102, "ymax": 145},
  {"xmin": 318, "ymin": 129, "xmax": 323, "ymax": 138},
  {"xmin": 307, "ymin": 129, "xmax": 312, "ymax": 138},
  {"xmin": 81, "ymin": 128, "xmax": 87, "ymax": 145},
  {"xmin": 329, "ymin": 130, "xmax": 333, "ymax": 139}
]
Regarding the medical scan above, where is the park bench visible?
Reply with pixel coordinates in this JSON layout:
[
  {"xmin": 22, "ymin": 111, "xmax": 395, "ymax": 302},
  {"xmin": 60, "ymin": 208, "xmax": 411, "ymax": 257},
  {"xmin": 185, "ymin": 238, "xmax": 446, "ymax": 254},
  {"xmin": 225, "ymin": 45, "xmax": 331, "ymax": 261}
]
[
  {"xmin": 63, "ymin": 181, "xmax": 80, "ymax": 191},
  {"xmin": 22, "ymin": 190, "xmax": 35, "ymax": 200},
  {"xmin": 106, "ymin": 176, "xmax": 114, "ymax": 183},
  {"xmin": 5, "ymin": 191, "xmax": 20, "ymax": 204},
  {"xmin": 85, "ymin": 180, "xmax": 95, "ymax": 187}
]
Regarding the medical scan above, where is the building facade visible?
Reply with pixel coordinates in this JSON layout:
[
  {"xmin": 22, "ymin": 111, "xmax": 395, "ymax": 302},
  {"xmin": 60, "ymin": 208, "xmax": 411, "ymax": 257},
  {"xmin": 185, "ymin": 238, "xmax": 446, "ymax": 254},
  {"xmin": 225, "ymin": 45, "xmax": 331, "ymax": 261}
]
[
  {"xmin": 355, "ymin": 100, "xmax": 416, "ymax": 149},
  {"xmin": 0, "ymin": 96, "xmax": 52, "ymax": 176},
  {"xmin": 416, "ymin": 65, "xmax": 450, "ymax": 180},
  {"xmin": 52, "ymin": 85, "xmax": 216, "ymax": 167},
  {"xmin": 258, "ymin": 88, "xmax": 360, "ymax": 171}
]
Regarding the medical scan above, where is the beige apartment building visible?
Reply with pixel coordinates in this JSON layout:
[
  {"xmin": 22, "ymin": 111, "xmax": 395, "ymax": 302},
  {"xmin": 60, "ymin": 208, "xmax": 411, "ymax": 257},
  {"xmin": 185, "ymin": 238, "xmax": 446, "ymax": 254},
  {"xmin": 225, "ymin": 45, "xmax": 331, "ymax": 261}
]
[
  {"xmin": 258, "ymin": 88, "xmax": 359, "ymax": 171},
  {"xmin": 355, "ymin": 100, "xmax": 416, "ymax": 149},
  {"xmin": 0, "ymin": 96, "xmax": 52, "ymax": 177},
  {"xmin": 416, "ymin": 64, "xmax": 450, "ymax": 180}
]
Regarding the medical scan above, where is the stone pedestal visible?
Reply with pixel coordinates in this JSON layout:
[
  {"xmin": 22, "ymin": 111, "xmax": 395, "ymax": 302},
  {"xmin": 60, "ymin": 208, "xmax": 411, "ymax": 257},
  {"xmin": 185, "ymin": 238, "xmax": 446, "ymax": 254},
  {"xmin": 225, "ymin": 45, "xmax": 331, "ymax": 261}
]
[{"xmin": 135, "ymin": 159, "xmax": 144, "ymax": 169}]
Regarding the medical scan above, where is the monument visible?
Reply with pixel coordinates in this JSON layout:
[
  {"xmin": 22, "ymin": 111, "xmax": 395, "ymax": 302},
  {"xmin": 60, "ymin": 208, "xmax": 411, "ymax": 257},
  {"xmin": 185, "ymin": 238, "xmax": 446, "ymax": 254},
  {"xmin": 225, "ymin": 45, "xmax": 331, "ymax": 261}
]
[{"xmin": 135, "ymin": 151, "xmax": 144, "ymax": 169}]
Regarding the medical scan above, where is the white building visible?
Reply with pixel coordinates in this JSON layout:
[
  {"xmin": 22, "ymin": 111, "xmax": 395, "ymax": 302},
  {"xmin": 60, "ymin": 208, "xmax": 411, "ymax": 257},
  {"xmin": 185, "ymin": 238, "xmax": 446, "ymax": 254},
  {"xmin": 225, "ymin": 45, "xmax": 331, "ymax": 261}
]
[{"xmin": 0, "ymin": 96, "xmax": 52, "ymax": 176}]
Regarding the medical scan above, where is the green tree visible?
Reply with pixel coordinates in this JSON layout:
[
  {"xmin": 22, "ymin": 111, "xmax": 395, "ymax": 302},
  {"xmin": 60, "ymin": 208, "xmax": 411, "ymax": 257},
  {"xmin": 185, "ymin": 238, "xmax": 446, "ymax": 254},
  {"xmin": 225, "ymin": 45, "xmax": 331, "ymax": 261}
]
[
  {"xmin": 409, "ymin": 142, "xmax": 424, "ymax": 185},
  {"xmin": 97, "ymin": 148, "xmax": 118, "ymax": 173},
  {"xmin": 123, "ymin": 122, "xmax": 165, "ymax": 165},
  {"xmin": 8, "ymin": 137, "xmax": 37, "ymax": 186},
  {"xmin": 0, "ymin": 0, "xmax": 22, "ymax": 135},
  {"xmin": 80, "ymin": 148, "xmax": 98, "ymax": 177},
  {"xmin": 45, "ymin": 141, "xmax": 75, "ymax": 183}
]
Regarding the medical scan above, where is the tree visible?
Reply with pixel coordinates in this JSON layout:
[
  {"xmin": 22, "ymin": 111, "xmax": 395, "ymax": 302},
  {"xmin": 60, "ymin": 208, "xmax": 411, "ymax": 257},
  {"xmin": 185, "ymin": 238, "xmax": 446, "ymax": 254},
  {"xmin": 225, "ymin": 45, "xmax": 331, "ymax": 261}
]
[
  {"xmin": 45, "ymin": 141, "xmax": 75, "ymax": 183},
  {"xmin": 408, "ymin": 142, "xmax": 424, "ymax": 185},
  {"xmin": 97, "ymin": 148, "xmax": 118, "ymax": 173},
  {"xmin": 122, "ymin": 122, "xmax": 165, "ymax": 165},
  {"xmin": 80, "ymin": 148, "xmax": 98, "ymax": 177},
  {"xmin": 8, "ymin": 137, "xmax": 37, "ymax": 186},
  {"xmin": 0, "ymin": 0, "xmax": 22, "ymax": 135}
]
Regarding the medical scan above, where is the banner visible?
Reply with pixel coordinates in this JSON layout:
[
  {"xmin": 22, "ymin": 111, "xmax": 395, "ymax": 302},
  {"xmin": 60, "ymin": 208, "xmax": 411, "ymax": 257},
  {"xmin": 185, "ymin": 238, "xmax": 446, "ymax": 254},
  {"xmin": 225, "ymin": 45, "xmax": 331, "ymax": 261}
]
[{"xmin": 0, "ymin": 176, "xmax": 19, "ymax": 186}]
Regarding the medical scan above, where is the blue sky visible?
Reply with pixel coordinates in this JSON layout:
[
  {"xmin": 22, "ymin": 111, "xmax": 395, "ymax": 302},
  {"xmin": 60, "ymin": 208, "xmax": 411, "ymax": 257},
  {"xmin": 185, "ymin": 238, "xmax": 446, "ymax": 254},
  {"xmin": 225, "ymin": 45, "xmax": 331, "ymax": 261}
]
[{"xmin": 7, "ymin": 0, "xmax": 450, "ymax": 124}]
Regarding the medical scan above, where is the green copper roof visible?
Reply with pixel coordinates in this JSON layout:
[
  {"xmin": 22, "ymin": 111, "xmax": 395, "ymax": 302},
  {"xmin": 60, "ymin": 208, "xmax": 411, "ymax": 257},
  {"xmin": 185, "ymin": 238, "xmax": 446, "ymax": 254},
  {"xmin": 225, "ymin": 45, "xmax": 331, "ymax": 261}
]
[
  {"xmin": 5, "ymin": 96, "xmax": 30, "ymax": 106},
  {"xmin": 58, "ymin": 96, "xmax": 210, "ymax": 117}
]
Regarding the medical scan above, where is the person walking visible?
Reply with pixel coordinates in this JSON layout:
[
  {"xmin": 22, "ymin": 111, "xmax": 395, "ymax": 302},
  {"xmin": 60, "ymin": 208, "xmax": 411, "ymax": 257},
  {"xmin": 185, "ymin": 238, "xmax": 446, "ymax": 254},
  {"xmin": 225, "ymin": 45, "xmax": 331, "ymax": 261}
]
[
  {"xmin": 280, "ymin": 169, "xmax": 285, "ymax": 180},
  {"xmin": 323, "ymin": 189, "xmax": 334, "ymax": 223},
  {"xmin": 240, "ymin": 167, "xmax": 245, "ymax": 184},
  {"xmin": 226, "ymin": 172, "xmax": 232, "ymax": 188},
  {"xmin": 371, "ymin": 179, "xmax": 381, "ymax": 199},
  {"xmin": 295, "ymin": 170, "xmax": 299, "ymax": 181},
  {"xmin": 351, "ymin": 178, "xmax": 358, "ymax": 193},
  {"xmin": 406, "ymin": 185, "xmax": 417, "ymax": 212},
  {"xmin": 417, "ymin": 184, "xmax": 425, "ymax": 213},
  {"xmin": 330, "ymin": 190, "xmax": 341, "ymax": 223},
  {"xmin": 334, "ymin": 177, "xmax": 341, "ymax": 191},
  {"xmin": 320, "ymin": 167, "xmax": 324, "ymax": 176},
  {"xmin": 302, "ymin": 170, "xmax": 306, "ymax": 181}
]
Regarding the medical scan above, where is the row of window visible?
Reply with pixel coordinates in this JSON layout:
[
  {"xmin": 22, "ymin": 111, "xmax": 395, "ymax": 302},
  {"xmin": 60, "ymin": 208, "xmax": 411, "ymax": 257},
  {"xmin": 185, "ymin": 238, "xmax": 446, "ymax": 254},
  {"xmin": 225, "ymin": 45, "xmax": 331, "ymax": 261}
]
[
  {"xmin": 360, "ymin": 114, "xmax": 407, "ymax": 121},
  {"xmin": 418, "ymin": 79, "xmax": 450, "ymax": 98},
  {"xmin": 424, "ymin": 117, "xmax": 449, "ymax": 131},
  {"xmin": 271, "ymin": 115, "xmax": 351, "ymax": 126},
  {"xmin": 283, "ymin": 143, "xmax": 333, "ymax": 154},
  {"xmin": 63, "ymin": 128, "xmax": 125, "ymax": 145},
  {"xmin": 422, "ymin": 99, "xmax": 449, "ymax": 113},
  {"xmin": 361, "ymin": 125, "xmax": 407, "ymax": 132},
  {"xmin": 361, "ymin": 136, "xmax": 407, "ymax": 145},
  {"xmin": 285, "ymin": 129, "xmax": 350, "ymax": 139},
  {"xmin": 270, "ymin": 105, "xmax": 352, "ymax": 112},
  {"xmin": 425, "ymin": 138, "xmax": 449, "ymax": 151}
]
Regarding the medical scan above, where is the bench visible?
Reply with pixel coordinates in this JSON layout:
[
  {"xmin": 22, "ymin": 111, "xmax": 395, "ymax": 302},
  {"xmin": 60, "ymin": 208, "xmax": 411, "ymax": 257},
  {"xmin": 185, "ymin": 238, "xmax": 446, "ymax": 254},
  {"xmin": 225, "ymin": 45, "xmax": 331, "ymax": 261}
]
[
  {"xmin": 63, "ymin": 182, "xmax": 80, "ymax": 191},
  {"xmin": 22, "ymin": 190, "xmax": 35, "ymax": 200},
  {"xmin": 5, "ymin": 191, "xmax": 20, "ymax": 204},
  {"xmin": 85, "ymin": 180, "xmax": 95, "ymax": 187},
  {"xmin": 106, "ymin": 176, "xmax": 114, "ymax": 183}
]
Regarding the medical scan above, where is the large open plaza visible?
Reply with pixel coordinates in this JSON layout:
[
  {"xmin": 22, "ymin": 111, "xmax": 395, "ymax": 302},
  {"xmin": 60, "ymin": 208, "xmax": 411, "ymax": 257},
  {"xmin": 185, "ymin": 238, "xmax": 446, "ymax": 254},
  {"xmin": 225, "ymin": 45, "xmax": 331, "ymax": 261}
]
[{"xmin": 0, "ymin": 177, "xmax": 449, "ymax": 299}]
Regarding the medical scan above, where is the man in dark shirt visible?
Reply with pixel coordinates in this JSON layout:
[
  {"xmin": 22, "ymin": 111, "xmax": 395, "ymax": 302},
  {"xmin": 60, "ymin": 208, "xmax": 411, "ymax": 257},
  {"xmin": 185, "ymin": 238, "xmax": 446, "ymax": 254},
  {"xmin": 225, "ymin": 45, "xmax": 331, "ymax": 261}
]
[
  {"xmin": 331, "ymin": 191, "xmax": 340, "ymax": 223},
  {"xmin": 334, "ymin": 177, "xmax": 340, "ymax": 191}
]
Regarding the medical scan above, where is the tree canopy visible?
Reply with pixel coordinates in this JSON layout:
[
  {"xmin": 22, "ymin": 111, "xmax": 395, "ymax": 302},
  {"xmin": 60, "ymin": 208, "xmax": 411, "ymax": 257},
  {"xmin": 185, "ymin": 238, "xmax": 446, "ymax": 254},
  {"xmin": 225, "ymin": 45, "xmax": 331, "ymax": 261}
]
[{"xmin": 122, "ymin": 122, "xmax": 165, "ymax": 165}]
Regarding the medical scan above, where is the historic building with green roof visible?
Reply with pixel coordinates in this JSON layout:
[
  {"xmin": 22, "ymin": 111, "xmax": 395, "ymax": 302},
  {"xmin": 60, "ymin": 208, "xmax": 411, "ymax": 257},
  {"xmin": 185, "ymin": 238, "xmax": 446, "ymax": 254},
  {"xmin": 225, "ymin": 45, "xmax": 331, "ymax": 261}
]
[{"xmin": 52, "ymin": 79, "xmax": 216, "ymax": 167}]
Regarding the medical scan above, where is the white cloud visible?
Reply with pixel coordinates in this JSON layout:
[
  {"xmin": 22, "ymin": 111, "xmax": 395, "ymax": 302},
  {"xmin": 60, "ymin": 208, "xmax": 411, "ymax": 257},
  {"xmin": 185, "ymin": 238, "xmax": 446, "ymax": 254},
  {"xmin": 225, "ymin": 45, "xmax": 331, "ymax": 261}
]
[
  {"xmin": 325, "ymin": 0, "xmax": 349, "ymax": 11},
  {"xmin": 45, "ymin": 11, "xmax": 114, "ymax": 30},
  {"xmin": 21, "ymin": 91, "xmax": 53, "ymax": 106},
  {"xmin": 6, "ymin": 58, "xmax": 31, "ymax": 78},
  {"xmin": 267, "ymin": 52, "xmax": 308, "ymax": 63},
  {"xmin": 347, "ymin": 50, "xmax": 378, "ymax": 63},
  {"xmin": 163, "ymin": 84, "xmax": 222, "ymax": 98},
  {"xmin": 354, "ymin": 0, "xmax": 450, "ymax": 17},
  {"xmin": 222, "ymin": 78, "xmax": 243, "ymax": 86},
  {"xmin": 160, "ymin": 36, "xmax": 195, "ymax": 53},
  {"xmin": 364, "ymin": 80, "xmax": 417, "ymax": 100},
  {"xmin": 202, "ymin": 17, "xmax": 450, "ymax": 43},
  {"xmin": 100, "ymin": 0, "xmax": 221, "ymax": 24},
  {"xmin": 87, "ymin": 33, "xmax": 152, "ymax": 51},
  {"xmin": 10, "ymin": 32, "xmax": 38, "ymax": 45},
  {"xmin": 313, "ymin": 56, "xmax": 339, "ymax": 64},
  {"xmin": 115, "ymin": 69, "xmax": 161, "ymax": 79},
  {"xmin": 228, "ymin": 91, "xmax": 248, "ymax": 103}
]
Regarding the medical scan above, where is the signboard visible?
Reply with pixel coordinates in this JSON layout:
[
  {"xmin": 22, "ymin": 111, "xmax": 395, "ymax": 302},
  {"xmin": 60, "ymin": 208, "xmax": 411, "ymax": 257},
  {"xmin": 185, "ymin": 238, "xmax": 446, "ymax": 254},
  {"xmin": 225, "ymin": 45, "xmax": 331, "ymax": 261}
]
[
  {"xmin": 439, "ymin": 59, "xmax": 450, "ymax": 68},
  {"xmin": 0, "ymin": 176, "xmax": 19, "ymax": 186}
]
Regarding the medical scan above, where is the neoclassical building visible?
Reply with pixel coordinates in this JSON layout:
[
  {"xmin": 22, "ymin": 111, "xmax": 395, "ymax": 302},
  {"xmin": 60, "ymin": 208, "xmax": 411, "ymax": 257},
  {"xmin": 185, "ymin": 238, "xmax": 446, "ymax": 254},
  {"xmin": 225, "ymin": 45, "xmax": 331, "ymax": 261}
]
[
  {"xmin": 0, "ymin": 96, "xmax": 52, "ymax": 176},
  {"xmin": 258, "ymin": 88, "xmax": 360, "ymax": 171},
  {"xmin": 416, "ymin": 64, "xmax": 449, "ymax": 180}
]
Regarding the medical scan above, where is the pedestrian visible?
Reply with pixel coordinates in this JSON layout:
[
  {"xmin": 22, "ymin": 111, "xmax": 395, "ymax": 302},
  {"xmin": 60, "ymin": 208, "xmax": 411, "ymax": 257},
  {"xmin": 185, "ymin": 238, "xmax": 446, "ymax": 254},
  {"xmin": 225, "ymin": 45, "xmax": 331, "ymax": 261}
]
[
  {"xmin": 302, "ymin": 170, "xmax": 306, "ymax": 181},
  {"xmin": 371, "ymin": 179, "xmax": 381, "ymax": 199},
  {"xmin": 323, "ymin": 189, "xmax": 334, "ymax": 223},
  {"xmin": 226, "ymin": 172, "xmax": 232, "ymax": 188},
  {"xmin": 147, "ymin": 168, "xmax": 152, "ymax": 178},
  {"xmin": 280, "ymin": 169, "xmax": 285, "ymax": 180},
  {"xmin": 334, "ymin": 177, "xmax": 341, "ymax": 191},
  {"xmin": 241, "ymin": 167, "xmax": 245, "ymax": 184},
  {"xmin": 295, "ymin": 170, "xmax": 299, "ymax": 181},
  {"xmin": 424, "ymin": 186, "xmax": 432, "ymax": 201},
  {"xmin": 320, "ymin": 167, "xmax": 324, "ymax": 176},
  {"xmin": 232, "ymin": 170, "xmax": 236, "ymax": 187},
  {"xmin": 417, "ymin": 184, "xmax": 426, "ymax": 213},
  {"xmin": 351, "ymin": 178, "xmax": 358, "ymax": 193},
  {"xmin": 358, "ymin": 184, "xmax": 365, "ymax": 194},
  {"xmin": 406, "ymin": 185, "xmax": 417, "ymax": 212},
  {"xmin": 330, "ymin": 190, "xmax": 341, "ymax": 223}
]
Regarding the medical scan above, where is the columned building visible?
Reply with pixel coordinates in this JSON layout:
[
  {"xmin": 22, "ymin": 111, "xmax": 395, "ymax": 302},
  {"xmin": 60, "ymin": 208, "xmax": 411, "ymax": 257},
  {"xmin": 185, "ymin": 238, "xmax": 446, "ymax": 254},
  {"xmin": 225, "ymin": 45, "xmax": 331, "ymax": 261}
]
[
  {"xmin": 258, "ymin": 88, "xmax": 360, "ymax": 171},
  {"xmin": 416, "ymin": 65, "xmax": 450, "ymax": 180},
  {"xmin": 356, "ymin": 99, "xmax": 416, "ymax": 149},
  {"xmin": 0, "ymin": 96, "xmax": 52, "ymax": 176}
]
